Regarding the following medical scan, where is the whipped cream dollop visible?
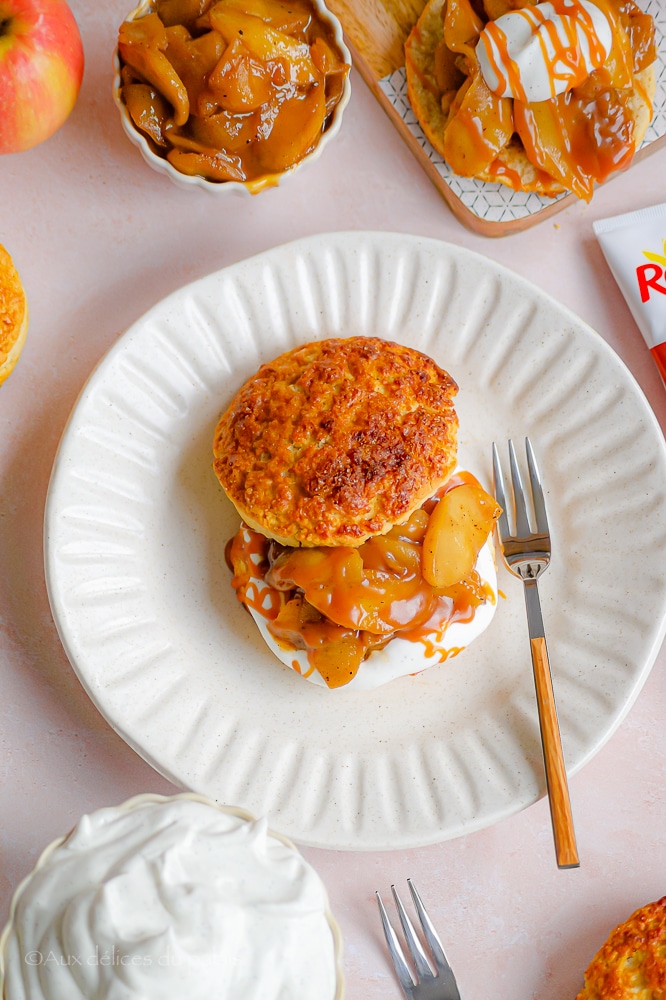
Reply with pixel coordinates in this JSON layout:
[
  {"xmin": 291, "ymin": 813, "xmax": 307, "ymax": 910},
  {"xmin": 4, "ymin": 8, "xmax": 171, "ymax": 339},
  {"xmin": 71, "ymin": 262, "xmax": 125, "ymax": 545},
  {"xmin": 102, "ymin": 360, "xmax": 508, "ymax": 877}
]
[
  {"xmin": 248, "ymin": 535, "xmax": 498, "ymax": 691},
  {"xmin": 2, "ymin": 797, "xmax": 339, "ymax": 1000},
  {"xmin": 476, "ymin": 0, "xmax": 613, "ymax": 103}
]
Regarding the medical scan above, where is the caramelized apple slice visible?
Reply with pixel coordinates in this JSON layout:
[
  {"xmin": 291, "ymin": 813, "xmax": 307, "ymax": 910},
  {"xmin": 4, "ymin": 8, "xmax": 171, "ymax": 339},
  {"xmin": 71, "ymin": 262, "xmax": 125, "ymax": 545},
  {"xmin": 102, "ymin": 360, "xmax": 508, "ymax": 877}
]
[
  {"xmin": 190, "ymin": 107, "xmax": 258, "ymax": 150},
  {"xmin": 209, "ymin": 7, "xmax": 317, "ymax": 85},
  {"xmin": 444, "ymin": 0, "xmax": 485, "ymax": 58},
  {"xmin": 626, "ymin": 6, "xmax": 657, "ymax": 72},
  {"xmin": 269, "ymin": 596, "xmax": 370, "ymax": 688},
  {"xmin": 118, "ymin": 14, "xmax": 190, "ymax": 125},
  {"xmin": 269, "ymin": 593, "xmax": 322, "ymax": 648},
  {"xmin": 156, "ymin": 0, "xmax": 212, "ymax": 28},
  {"xmin": 217, "ymin": 0, "xmax": 312, "ymax": 34},
  {"xmin": 422, "ymin": 483, "xmax": 500, "ymax": 589},
  {"xmin": 311, "ymin": 35, "xmax": 350, "ymax": 115},
  {"xmin": 255, "ymin": 82, "xmax": 325, "ymax": 171},
  {"xmin": 208, "ymin": 38, "xmax": 277, "ymax": 111},
  {"xmin": 514, "ymin": 98, "xmax": 584, "ymax": 195},
  {"xmin": 323, "ymin": 72, "xmax": 347, "ymax": 116},
  {"xmin": 267, "ymin": 528, "xmax": 437, "ymax": 636},
  {"xmin": 166, "ymin": 146, "xmax": 245, "ymax": 180},
  {"xmin": 514, "ymin": 80, "xmax": 637, "ymax": 203},
  {"xmin": 310, "ymin": 35, "xmax": 348, "ymax": 76},
  {"xmin": 482, "ymin": 0, "xmax": 535, "ymax": 20},
  {"xmin": 586, "ymin": 0, "xmax": 633, "ymax": 87},
  {"xmin": 122, "ymin": 83, "xmax": 172, "ymax": 146},
  {"xmin": 443, "ymin": 70, "xmax": 513, "ymax": 177},
  {"xmin": 387, "ymin": 508, "xmax": 430, "ymax": 544},
  {"xmin": 433, "ymin": 37, "xmax": 465, "ymax": 93},
  {"xmin": 165, "ymin": 24, "xmax": 225, "ymax": 108}
]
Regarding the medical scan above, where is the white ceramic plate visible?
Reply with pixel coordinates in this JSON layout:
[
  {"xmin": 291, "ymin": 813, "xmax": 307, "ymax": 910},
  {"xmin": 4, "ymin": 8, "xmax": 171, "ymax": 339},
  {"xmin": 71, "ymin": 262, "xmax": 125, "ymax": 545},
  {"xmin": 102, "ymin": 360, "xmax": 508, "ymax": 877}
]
[{"xmin": 45, "ymin": 232, "xmax": 666, "ymax": 850}]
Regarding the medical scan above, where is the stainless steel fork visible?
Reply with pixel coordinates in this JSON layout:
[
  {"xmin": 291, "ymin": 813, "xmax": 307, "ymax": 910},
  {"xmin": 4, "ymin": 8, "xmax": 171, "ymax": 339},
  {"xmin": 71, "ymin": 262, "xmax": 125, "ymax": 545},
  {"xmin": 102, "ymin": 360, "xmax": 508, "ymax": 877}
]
[
  {"xmin": 376, "ymin": 881, "xmax": 462, "ymax": 1000},
  {"xmin": 492, "ymin": 438, "xmax": 579, "ymax": 869}
]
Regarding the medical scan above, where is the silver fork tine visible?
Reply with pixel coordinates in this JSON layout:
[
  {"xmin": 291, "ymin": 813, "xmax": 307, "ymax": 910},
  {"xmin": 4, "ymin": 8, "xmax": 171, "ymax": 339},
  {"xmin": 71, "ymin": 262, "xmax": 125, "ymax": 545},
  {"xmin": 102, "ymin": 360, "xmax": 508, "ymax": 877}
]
[
  {"xmin": 408, "ymin": 881, "xmax": 461, "ymax": 997},
  {"xmin": 377, "ymin": 883, "xmax": 462, "ymax": 1000},
  {"xmin": 392, "ymin": 884, "xmax": 433, "ymax": 981},
  {"xmin": 492, "ymin": 442, "xmax": 512, "ymax": 540},
  {"xmin": 525, "ymin": 437, "xmax": 548, "ymax": 534},
  {"xmin": 508, "ymin": 439, "xmax": 532, "ymax": 537},
  {"xmin": 376, "ymin": 891, "xmax": 416, "ymax": 994}
]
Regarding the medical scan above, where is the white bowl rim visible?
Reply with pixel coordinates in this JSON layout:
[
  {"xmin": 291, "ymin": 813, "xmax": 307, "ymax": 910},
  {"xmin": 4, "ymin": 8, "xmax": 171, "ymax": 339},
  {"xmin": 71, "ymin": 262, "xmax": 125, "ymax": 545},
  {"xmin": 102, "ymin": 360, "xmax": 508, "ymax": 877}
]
[{"xmin": 112, "ymin": 0, "xmax": 352, "ymax": 194}]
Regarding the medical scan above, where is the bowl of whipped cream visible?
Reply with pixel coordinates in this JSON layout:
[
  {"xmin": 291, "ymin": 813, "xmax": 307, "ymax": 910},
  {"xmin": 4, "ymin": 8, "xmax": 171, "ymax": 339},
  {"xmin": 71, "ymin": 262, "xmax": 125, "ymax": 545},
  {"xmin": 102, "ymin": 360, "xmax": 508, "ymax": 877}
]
[{"xmin": 0, "ymin": 793, "xmax": 344, "ymax": 1000}]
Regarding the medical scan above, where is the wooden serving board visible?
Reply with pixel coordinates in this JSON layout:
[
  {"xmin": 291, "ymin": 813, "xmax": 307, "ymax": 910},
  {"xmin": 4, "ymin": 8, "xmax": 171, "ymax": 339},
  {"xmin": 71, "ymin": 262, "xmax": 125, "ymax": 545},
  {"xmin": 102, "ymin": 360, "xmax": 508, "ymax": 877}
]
[{"xmin": 325, "ymin": 0, "xmax": 666, "ymax": 236}]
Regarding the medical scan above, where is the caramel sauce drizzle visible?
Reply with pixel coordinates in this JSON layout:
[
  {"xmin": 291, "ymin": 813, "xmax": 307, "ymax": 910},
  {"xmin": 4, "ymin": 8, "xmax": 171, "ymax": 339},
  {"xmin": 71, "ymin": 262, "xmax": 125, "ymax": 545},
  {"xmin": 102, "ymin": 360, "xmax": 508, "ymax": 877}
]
[
  {"xmin": 481, "ymin": 0, "xmax": 608, "ymax": 102},
  {"xmin": 486, "ymin": 154, "xmax": 555, "ymax": 190},
  {"xmin": 226, "ymin": 473, "xmax": 496, "ymax": 689}
]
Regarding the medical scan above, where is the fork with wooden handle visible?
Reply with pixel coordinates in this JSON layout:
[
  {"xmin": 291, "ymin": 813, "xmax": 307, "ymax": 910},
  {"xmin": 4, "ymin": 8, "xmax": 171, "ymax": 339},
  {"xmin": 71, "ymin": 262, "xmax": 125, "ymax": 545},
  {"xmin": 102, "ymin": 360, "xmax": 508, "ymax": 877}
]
[{"xmin": 492, "ymin": 438, "xmax": 579, "ymax": 869}]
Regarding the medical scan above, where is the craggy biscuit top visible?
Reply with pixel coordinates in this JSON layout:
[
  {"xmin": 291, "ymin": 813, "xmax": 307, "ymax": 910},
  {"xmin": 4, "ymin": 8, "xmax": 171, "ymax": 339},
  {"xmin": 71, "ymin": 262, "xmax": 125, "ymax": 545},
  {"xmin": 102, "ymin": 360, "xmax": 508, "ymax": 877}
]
[
  {"xmin": 0, "ymin": 244, "xmax": 28, "ymax": 387},
  {"xmin": 213, "ymin": 336, "xmax": 459, "ymax": 546},
  {"xmin": 575, "ymin": 896, "xmax": 666, "ymax": 1000},
  {"xmin": 0, "ymin": 245, "xmax": 26, "ymax": 360}
]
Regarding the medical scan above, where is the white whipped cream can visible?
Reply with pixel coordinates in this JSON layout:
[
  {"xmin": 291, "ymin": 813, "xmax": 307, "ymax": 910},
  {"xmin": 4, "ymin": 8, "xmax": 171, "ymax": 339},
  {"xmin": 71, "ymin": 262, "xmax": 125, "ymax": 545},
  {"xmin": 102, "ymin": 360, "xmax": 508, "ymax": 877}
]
[{"xmin": 594, "ymin": 203, "xmax": 666, "ymax": 383}]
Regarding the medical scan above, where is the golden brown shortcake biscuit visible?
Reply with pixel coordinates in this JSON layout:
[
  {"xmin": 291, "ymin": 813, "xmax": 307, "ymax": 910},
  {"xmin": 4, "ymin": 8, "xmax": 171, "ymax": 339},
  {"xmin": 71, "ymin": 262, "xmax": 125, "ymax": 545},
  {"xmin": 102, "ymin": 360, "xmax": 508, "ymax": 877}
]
[
  {"xmin": 405, "ymin": 0, "xmax": 657, "ymax": 201},
  {"xmin": 575, "ymin": 896, "xmax": 666, "ymax": 1000},
  {"xmin": 213, "ymin": 336, "xmax": 459, "ymax": 547},
  {"xmin": 0, "ymin": 245, "xmax": 28, "ymax": 387}
]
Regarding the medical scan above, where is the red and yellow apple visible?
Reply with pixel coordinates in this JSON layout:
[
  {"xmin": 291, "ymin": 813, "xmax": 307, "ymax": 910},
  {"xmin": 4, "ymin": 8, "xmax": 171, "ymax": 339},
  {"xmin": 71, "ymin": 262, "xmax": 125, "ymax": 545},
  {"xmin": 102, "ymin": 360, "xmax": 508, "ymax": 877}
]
[{"xmin": 0, "ymin": 0, "xmax": 84, "ymax": 154}]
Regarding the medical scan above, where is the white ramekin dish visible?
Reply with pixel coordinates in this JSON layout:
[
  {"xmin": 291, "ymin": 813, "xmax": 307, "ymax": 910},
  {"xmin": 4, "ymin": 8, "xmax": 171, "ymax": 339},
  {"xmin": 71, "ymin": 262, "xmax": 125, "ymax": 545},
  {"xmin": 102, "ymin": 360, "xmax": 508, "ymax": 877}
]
[{"xmin": 112, "ymin": 0, "xmax": 352, "ymax": 195}]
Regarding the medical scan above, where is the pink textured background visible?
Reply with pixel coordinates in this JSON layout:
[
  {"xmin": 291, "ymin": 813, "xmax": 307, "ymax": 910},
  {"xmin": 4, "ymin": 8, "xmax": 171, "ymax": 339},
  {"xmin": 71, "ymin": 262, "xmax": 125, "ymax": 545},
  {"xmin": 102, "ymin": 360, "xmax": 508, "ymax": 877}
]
[{"xmin": 1, "ymin": 4, "xmax": 665, "ymax": 998}]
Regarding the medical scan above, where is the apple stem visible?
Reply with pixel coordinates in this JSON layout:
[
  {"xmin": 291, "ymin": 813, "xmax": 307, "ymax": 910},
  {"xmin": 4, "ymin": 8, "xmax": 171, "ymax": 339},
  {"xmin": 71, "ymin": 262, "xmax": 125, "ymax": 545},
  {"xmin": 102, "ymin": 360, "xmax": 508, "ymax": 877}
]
[{"xmin": 0, "ymin": 18, "xmax": 11, "ymax": 36}]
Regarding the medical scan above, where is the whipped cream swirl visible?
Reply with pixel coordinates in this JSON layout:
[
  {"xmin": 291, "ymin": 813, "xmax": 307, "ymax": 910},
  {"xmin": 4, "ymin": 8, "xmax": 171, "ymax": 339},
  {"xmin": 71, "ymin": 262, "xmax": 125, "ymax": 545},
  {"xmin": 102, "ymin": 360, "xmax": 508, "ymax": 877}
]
[
  {"xmin": 2, "ymin": 797, "xmax": 339, "ymax": 1000},
  {"xmin": 477, "ymin": 0, "xmax": 613, "ymax": 102}
]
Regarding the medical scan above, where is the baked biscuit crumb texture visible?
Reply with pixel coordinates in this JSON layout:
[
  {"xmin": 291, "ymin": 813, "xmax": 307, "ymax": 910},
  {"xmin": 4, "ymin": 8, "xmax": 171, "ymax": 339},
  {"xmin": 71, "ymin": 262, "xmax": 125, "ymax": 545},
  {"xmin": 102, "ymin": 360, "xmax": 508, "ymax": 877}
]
[
  {"xmin": 0, "ymin": 245, "xmax": 28, "ymax": 385},
  {"xmin": 213, "ymin": 337, "xmax": 459, "ymax": 547},
  {"xmin": 576, "ymin": 896, "xmax": 666, "ymax": 1000}
]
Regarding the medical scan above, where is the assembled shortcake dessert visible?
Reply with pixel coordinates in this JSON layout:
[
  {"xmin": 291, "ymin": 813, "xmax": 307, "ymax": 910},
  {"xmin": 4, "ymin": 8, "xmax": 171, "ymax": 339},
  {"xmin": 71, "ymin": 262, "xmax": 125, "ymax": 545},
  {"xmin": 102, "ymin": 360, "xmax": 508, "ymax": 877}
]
[
  {"xmin": 213, "ymin": 336, "xmax": 500, "ymax": 689},
  {"xmin": 405, "ymin": 0, "xmax": 657, "ymax": 201}
]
